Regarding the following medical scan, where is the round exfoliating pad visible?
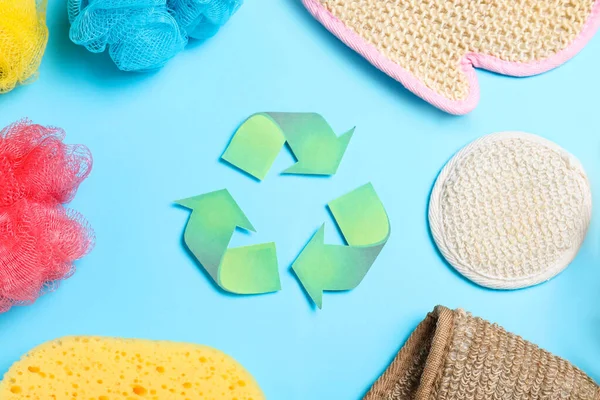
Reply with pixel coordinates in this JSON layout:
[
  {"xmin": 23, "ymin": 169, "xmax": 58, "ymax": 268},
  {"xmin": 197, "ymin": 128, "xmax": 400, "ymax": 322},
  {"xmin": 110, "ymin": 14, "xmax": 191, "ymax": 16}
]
[
  {"xmin": 429, "ymin": 132, "xmax": 592, "ymax": 289},
  {"xmin": 0, "ymin": 336, "xmax": 265, "ymax": 399}
]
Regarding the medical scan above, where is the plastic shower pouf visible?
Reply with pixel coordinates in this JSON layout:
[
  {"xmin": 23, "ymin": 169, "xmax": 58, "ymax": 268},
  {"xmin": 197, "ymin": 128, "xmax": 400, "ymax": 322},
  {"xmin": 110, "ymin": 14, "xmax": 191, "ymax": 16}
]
[{"xmin": 68, "ymin": 0, "xmax": 243, "ymax": 72}]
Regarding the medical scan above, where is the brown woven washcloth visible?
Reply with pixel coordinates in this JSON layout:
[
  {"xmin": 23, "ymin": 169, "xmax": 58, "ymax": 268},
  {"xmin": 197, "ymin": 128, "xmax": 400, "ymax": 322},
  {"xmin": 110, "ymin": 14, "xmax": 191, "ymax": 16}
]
[{"xmin": 365, "ymin": 306, "xmax": 599, "ymax": 400}]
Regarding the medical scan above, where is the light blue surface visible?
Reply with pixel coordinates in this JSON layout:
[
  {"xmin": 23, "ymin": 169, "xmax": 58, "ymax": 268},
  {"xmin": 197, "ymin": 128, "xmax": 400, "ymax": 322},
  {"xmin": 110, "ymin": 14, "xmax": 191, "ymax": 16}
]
[{"xmin": 1, "ymin": 1, "xmax": 599, "ymax": 398}]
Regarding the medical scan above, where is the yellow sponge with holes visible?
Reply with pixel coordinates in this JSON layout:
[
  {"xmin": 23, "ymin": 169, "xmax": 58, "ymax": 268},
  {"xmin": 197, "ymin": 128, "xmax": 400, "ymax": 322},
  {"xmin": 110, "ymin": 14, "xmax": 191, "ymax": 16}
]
[{"xmin": 0, "ymin": 336, "xmax": 265, "ymax": 400}]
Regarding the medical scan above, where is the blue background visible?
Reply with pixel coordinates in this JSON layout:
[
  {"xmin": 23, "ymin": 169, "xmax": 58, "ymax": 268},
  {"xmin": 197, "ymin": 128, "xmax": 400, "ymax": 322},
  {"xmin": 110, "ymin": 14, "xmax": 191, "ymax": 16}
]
[{"xmin": 1, "ymin": 1, "xmax": 599, "ymax": 399}]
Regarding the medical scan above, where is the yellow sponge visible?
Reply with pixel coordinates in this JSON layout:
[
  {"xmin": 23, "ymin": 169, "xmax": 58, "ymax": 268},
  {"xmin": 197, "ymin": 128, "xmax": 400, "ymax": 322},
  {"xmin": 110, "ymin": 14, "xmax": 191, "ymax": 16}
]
[{"xmin": 0, "ymin": 336, "xmax": 265, "ymax": 400}]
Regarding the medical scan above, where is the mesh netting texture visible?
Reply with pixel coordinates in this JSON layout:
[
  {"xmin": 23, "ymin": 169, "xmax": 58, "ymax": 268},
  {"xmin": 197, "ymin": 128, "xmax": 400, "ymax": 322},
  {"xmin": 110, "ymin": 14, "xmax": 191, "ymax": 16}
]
[
  {"xmin": 0, "ymin": 120, "xmax": 94, "ymax": 313},
  {"xmin": 0, "ymin": 0, "xmax": 49, "ymax": 93},
  {"xmin": 68, "ymin": 0, "xmax": 243, "ymax": 72}
]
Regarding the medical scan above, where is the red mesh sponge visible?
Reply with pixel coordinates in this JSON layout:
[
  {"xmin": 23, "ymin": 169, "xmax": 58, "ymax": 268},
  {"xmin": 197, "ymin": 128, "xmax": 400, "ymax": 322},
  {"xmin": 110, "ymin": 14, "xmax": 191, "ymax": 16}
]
[{"xmin": 0, "ymin": 120, "xmax": 94, "ymax": 313}]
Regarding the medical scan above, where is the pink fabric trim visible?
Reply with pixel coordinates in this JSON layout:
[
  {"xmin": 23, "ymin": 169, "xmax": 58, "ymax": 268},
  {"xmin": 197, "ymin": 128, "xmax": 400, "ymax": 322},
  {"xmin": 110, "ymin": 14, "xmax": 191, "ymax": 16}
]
[{"xmin": 302, "ymin": 0, "xmax": 600, "ymax": 115}]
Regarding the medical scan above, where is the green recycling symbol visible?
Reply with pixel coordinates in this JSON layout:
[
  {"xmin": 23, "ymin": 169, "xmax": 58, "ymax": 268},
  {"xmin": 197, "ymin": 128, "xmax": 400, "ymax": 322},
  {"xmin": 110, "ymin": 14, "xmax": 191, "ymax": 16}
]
[{"xmin": 177, "ymin": 113, "xmax": 390, "ymax": 308}]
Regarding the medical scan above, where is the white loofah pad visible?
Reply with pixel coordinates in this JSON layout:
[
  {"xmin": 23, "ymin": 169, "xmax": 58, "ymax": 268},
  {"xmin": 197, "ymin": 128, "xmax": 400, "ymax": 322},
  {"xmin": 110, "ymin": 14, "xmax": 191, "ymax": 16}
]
[{"xmin": 429, "ymin": 132, "xmax": 592, "ymax": 289}]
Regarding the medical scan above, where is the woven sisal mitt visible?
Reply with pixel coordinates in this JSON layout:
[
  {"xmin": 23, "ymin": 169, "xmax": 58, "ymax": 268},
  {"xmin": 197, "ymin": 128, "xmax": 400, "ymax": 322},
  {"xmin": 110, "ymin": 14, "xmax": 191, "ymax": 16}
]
[
  {"xmin": 303, "ymin": 0, "xmax": 600, "ymax": 114},
  {"xmin": 364, "ymin": 306, "xmax": 599, "ymax": 400}
]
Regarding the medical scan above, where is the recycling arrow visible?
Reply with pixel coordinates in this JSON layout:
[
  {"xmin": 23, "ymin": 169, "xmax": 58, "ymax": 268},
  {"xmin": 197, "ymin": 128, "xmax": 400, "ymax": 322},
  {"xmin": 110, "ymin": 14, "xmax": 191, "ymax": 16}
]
[
  {"xmin": 176, "ymin": 189, "xmax": 281, "ymax": 294},
  {"xmin": 221, "ymin": 112, "xmax": 354, "ymax": 180},
  {"xmin": 292, "ymin": 183, "xmax": 390, "ymax": 309}
]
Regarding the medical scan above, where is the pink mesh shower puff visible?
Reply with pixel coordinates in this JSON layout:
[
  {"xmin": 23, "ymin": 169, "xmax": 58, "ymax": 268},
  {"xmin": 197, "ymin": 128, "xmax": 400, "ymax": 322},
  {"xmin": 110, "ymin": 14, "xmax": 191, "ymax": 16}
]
[{"xmin": 0, "ymin": 120, "xmax": 94, "ymax": 313}]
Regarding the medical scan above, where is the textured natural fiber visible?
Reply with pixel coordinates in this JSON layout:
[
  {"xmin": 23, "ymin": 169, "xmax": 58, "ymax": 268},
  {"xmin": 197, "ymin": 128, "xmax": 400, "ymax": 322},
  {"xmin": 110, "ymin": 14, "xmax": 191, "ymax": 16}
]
[
  {"xmin": 0, "ymin": 0, "xmax": 49, "ymax": 93},
  {"xmin": 364, "ymin": 306, "xmax": 599, "ymax": 400},
  {"xmin": 429, "ymin": 132, "xmax": 591, "ymax": 289},
  {"xmin": 321, "ymin": 0, "xmax": 594, "ymax": 101},
  {"xmin": 303, "ymin": 0, "xmax": 600, "ymax": 114}
]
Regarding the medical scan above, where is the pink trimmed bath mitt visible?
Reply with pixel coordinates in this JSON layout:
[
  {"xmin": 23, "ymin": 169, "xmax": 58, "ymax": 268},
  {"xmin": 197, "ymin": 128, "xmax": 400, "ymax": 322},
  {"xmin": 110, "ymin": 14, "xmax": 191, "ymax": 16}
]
[{"xmin": 303, "ymin": 0, "xmax": 600, "ymax": 114}]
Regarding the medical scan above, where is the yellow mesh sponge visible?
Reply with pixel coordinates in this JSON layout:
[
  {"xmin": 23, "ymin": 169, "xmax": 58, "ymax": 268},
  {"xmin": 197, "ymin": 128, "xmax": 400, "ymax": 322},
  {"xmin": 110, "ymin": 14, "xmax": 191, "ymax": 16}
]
[
  {"xmin": 0, "ymin": 0, "xmax": 49, "ymax": 93},
  {"xmin": 0, "ymin": 336, "xmax": 265, "ymax": 400}
]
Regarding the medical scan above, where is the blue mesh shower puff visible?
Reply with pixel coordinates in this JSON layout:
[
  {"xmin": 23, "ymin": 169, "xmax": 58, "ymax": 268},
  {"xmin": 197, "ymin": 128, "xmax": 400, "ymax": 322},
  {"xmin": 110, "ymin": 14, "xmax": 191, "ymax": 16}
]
[{"xmin": 68, "ymin": 0, "xmax": 242, "ymax": 72}]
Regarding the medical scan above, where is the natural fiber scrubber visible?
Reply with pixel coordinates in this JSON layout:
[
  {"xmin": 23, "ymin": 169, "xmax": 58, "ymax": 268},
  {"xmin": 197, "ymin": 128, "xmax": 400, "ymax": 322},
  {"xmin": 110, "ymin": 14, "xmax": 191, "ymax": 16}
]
[
  {"xmin": 364, "ymin": 306, "xmax": 599, "ymax": 400},
  {"xmin": 429, "ymin": 132, "xmax": 591, "ymax": 289},
  {"xmin": 303, "ymin": 0, "xmax": 600, "ymax": 114}
]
